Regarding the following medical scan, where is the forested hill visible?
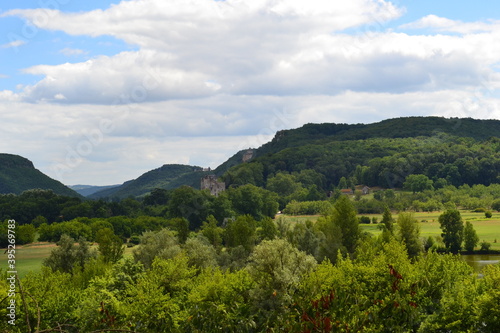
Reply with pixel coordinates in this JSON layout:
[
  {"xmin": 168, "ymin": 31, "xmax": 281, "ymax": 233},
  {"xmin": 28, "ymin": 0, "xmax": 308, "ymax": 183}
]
[
  {"xmin": 223, "ymin": 117, "xmax": 500, "ymax": 192},
  {"xmin": 0, "ymin": 153, "xmax": 80, "ymax": 197},
  {"xmin": 89, "ymin": 150, "xmax": 255, "ymax": 199},
  {"xmin": 89, "ymin": 164, "xmax": 204, "ymax": 199},
  {"xmin": 257, "ymin": 117, "xmax": 500, "ymax": 157},
  {"xmin": 86, "ymin": 116, "xmax": 500, "ymax": 199}
]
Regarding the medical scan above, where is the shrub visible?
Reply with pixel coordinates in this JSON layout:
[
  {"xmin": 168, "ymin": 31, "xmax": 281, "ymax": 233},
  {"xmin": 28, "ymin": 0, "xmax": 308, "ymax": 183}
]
[
  {"xmin": 485, "ymin": 211, "xmax": 493, "ymax": 219},
  {"xmin": 480, "ymin": 241, "xmax": 491, "ymax": 252},
  {"xmin": 359, "ymin": 216, "xmax": 371, "ymax": 224}
]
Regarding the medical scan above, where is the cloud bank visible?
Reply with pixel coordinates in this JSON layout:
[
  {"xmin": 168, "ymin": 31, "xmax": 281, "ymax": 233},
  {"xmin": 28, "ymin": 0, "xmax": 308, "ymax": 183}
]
[{"xmin": 1, "ymin": 0, "xmax": 500, "ymax": 184}]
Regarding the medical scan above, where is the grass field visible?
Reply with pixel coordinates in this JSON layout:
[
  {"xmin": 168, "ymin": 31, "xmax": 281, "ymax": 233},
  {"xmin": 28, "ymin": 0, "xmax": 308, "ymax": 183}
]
[
  {"xmin": 1, "ymin": 242, "xmax": 136, "ymax": 278},
  {"xmin": 278, "ymin": 210, "xmax": 500, "ymax": 251}
]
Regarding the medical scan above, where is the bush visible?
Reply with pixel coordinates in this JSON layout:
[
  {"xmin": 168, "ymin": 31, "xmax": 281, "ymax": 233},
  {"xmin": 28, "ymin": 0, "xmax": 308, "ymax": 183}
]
[
  {"xmin": 129, "ymin": 235, "xmax": 141, "ymax": 245},
  {"xmin": 485, "ymin": 211, "xmax": 493, "ymax": 219},
  {"xmin": 480, "ymin": 241, "xmax": 491, "ymax": 252},
  {"xmin": 358, "ymin": 216, "xmax": 371, "ymax": 224}
]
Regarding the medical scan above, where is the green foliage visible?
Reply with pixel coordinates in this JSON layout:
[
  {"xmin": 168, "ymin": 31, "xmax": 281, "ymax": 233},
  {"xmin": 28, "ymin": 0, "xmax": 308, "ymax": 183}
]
[
  {"xmin": 17, "ymin": 224, "xmax": 36, "ymax": 244},
  {"xmin": 492, "ymin": 199, "xmax": 500, "ymax": 212},
  {"xmin": 200, "ymin": 215, "xmax": 223, "ymax": 248},
  {"xmin": 381, "ymin": 206, "xmax": 395, "ymax": 234},
  {"xmin": 167, "ymin": 185, "xmax": 212, "ymax": 229},
  {"xmin": 183, "ymin": 235, "xmax": 218, "ymax": 269},
  {"xmin": 132, "ymin": 228, "xmax": 181, "ymax": 269},
  {"xmin": 257, "ymin": 217, "xmax": 278, "ymax": 241},
  {"xmin": 43, "ymin": 234, "xmax": 97, "ymax": 274},
  {"xmin": 397, "ymin": 212, "xmax": 422, "ymax": 259},
  {"xmin": 224, "ymin": 215, "xmax": 257, "ymax": 252},
  {"xmin": 332, "ymin": 195, "xmax": 360, "ymax": 254},
  {"xmin": 227, "ymin": 184, "xmax": 279, "ymax": 220},
  {"xmin": 96, "ymin": 228, "xmax": 125, "ymax": 263},
  {"xmin": 404, "ymin": 174, "xmax": 434, "ymax": 193},
  {"xmin": 283, "ymin": 200, "xmax": 333, "ymax": 215},
  {"xmin": 480, "ymin": 241, "xmax": 491, "ymax": 252},
  {"xmin": 485, "ymin": 210, "xmax": 493, "ymax": 218},
  {"xmin": 0, "ymin": 154, "xmax": 80, "ymax": 197},
  {"xmin": 463, "ymin": 221, "xmax": 479, "ymax": 252},
  {"xmin": 247, "ymin": 238, "xmax": 317, "ymax": 327},
  {"xmin": 439, "ymin": 209, "xmax": 464, "ymax": 254}
]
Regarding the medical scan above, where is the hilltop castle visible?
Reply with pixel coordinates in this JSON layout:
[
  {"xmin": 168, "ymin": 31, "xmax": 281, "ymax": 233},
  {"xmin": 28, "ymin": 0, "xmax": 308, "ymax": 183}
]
[{"xmin": 200, "ymin": 175, "xmax": 226, "ymax": 196}]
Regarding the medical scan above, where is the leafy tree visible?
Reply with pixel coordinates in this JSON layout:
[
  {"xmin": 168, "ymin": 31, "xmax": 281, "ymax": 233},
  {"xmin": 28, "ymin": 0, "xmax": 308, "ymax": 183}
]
[
  {"xmin": 266, "ymin": 172, "xmax": 301, "ymax": 197},
  {"xmin": 43, "ymin": 234, "xmax": 96, "ymax": 273},
  {"xmin": 227, "ymin": 184, "xmax": 279, "ymax": 220},
  {"xmin": 338, "ymin": 176, "xmax": 348, "ymax": 189},
  {"xmin": 143, "ymin": 188, "xmax": 170, "ymax": 206},
  {"xmin": 439, "ymin": 209, "xmax": 464, "ymax": 254},
  {"xmin": 315, "ymin": 215, "xmax": 343, "ymax": 263},
  {"xmin": 257, "ymin": 217, "xmax": 278, "ymax": 241},
  {"xmin": 404, "ymin": 174, "xmax": 434, "ymax": 193},
  {"xmin": 380, "ymin": 206, "xmax": 394, "ymax": 234},
  {"xmin": 397, "ymin": 212, "xmax": 421, "ymax": 259},
  {"xmin": 224, "ymin": 215, "xmax": 257, "ymax": 252},
  {"xmin": 463, "ymin": 221, "xmax": 479, "ymax": 252},
  {"xmin": 95, "ymin": 228, "xmax": 124, "ymax": 263},
  {"xmin": 491, "ymin": 199, "xmax": 500, "ymax": 212},
  {"xmin": 133, "ymin": 229, "xmax": 182, "ymax": 269},
  {"xmin": 200, "ymin": 215, "xmax": 223, "ymax": 248},
  {"xmin": 247, "ymin": 238, "xmax": 317, "ymax": 326},
  {"xmin": 17, "ymin": 224, "xmax": 36, "ymax": 244},
  {"xmin": 167, "ymin": 186, "xmax": 211, "ymax": 229},
  {"xmin": 183, "ymin": 235, "xmax": 218, "ymax": 269},
  {"xmin": 332, "ymin": 195, "xmax": 360, "ymax": 254}
]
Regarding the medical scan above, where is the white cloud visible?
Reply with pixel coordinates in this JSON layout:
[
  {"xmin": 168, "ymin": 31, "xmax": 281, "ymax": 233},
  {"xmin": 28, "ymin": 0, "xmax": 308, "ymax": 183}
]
[
  {"xmin": 1, "ymin": 40, "xmax": 26, "ymax": 48},
  {"xmin": 2, "ymin": 85, "xmax": 500, "ymax": 184},
  {"xmin": 3, "ymin": 0, "xmax": 409, "ymax": 104},
  {"xmin": 59, "ymin": 48, "xmax": 88, "ymax": 56},
  {"xmin": 401, "ymin": 15, "xmax": 500, "ymax": 34},
  {"xmin": 2, "ymin": 1, "xmax": 500, "ymax": 185}
]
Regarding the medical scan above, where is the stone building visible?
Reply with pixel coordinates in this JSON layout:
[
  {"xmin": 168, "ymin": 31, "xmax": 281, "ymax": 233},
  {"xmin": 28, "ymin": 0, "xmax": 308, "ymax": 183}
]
[{"xmin": 200, "ymin": 175, "xmax": 226, "ymax": 196}]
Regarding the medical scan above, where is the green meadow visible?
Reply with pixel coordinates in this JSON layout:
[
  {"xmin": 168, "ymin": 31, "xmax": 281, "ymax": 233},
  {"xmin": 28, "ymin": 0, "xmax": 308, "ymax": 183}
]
[
  {"xmin": 1, "ymin": 243, "xmax": 136, "ymax": 278},
  {"xmin": 279, "ymin": 210, "xmax": 500, "ymax": 251}
]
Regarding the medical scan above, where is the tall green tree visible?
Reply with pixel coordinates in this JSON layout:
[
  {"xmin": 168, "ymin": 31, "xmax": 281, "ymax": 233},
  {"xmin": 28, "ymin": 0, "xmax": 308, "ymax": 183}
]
[
  {"xmin": 332, "ymin": 195, "xmax": 360, "ymax": 254},
  {"xmin": 95, "ymin": 228, "xmax": 124, "ymax": 263},
  {"xmin": 397, "ymin": 212, "xmax": 422, "ymax": 259},
  {"xmin": 224, "ymin": 215, "xmax": 257, "ymax": 252},
  {"xmin": 463, "ymin": 221, "xmax": 479, "ymax": 252},
  {"xmin": 403, "ymin": 174, "xmax": 434, "ymax": 193},
  {"xmin": 381, "ymin": 206, "xmax": 395, "ymax": 234},
  {"xmin": 439, "ymin": 209, "xmax": 464, "ymax": 254},
  {"xmin": 43, "ymin": 234, "xmax": 96, "ymax": 273}
]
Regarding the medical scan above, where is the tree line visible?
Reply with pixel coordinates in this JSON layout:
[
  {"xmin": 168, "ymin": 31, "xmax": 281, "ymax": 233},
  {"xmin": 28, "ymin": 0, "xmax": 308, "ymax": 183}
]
[{"xmin": 1, "ymin": 195, "xmax": 498, "ymax": 332}]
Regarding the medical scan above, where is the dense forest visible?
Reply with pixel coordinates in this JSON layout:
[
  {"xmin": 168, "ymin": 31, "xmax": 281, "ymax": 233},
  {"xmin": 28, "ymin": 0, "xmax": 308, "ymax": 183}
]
[{"xmin": 1, "ymin": 117, "xmax": 500, "ymax": 332}]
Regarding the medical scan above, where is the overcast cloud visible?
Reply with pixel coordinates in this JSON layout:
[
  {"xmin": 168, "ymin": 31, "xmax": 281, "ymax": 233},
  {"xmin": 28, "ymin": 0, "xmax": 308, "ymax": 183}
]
[{"xmin": 1, "ymin": 0, "xmax": 500, "ymax": 185}]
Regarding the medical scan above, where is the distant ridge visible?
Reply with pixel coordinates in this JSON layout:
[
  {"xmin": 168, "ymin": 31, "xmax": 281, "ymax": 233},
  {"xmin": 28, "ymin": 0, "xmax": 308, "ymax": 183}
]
[
  {"xmin": 89, "ymin": 164, "xmax": 204, "ymax": 199},
  {"xmin": 257, "ymin": 117, "xmax": 500, "ymax": 157},
  {"xmin": 69, "ymin": 184, "xmax": 120, "ymax": 197},
  {"xmin": 0, "ymin": 153, "xmax": 81, "ymax": 197},
  {"xmin": 70, "ymin": 116, "xmax": 500, "ymax": 199}
]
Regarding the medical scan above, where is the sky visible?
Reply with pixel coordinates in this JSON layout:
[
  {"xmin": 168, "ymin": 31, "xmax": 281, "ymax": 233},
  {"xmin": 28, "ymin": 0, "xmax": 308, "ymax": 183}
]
[{"xmin": 1, "ymin": 0, "xmax": 500, "ymax": 186}]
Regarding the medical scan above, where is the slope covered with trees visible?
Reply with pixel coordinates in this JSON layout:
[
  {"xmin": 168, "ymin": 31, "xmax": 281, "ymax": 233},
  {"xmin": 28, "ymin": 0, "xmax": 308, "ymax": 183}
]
[
  {"xmin": 90, "ymin": 164, "xmax": 204, "ymax": 199},
  {"xmin": 0, "ymin": 154, "xmax": 80, "ymax": 197}
]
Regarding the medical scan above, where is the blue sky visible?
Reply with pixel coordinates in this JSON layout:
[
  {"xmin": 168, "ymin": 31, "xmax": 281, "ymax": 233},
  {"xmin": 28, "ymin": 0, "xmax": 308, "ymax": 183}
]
[{"xmin": 1, "ymin": 0, "xmax": 500, "ymax": 185}]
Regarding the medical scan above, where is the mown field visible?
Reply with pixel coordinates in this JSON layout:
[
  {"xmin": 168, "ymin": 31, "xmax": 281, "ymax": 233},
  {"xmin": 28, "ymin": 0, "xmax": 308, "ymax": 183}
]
[
  {"xmin": 1, "ymin": 243, "xmax": 135, "ymax": 278},
  {"xmin": 280, "ymin": 210, "xmax": 500, "ymax": 251},
  {"xmin": 3, "ymin": 210, "xmax": 499, "ymax": 277}
]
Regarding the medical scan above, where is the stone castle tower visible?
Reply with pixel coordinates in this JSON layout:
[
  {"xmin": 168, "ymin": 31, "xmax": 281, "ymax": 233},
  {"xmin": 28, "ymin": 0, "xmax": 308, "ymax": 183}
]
[{"xmin": 200, "ymin": 175, "xmax": 226, "ymax": 196}]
